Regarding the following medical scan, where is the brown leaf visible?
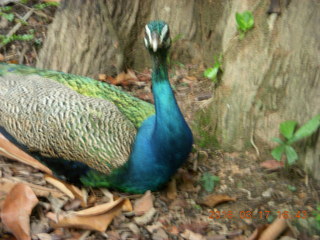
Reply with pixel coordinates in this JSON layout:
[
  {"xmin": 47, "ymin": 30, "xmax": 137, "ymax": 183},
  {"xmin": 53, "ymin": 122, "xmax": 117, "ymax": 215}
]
[
  {"xmin": 181, "ymin": 229, "xmax": 206, "ymax": 240},
  {"xmin": 44, "ymin": 175, "xmax": 87, "ymax": 207},
  {"xmin": 260, "ymin": 160, "xmax": 284, "ymax": 170},
  {"xmin": 48, "ymin": 198, "xmax": 125, "ymax": 232},
  {"xmin": 0, "ymin": 53, "xmax": 4, "ymax": 62},
  {"xmin": 247, "ymin": 224, "xmax": 269, "ymax": 240},
  {"xmin": 177, "ymin": 169, "xmax": 198, "ymax": 192},
  {"xmin": 114, "ymin": 70, "xmax": 138, "ymax": 86},
  {"xmin": 199, "ymin": 194, "xmax": 236, "ymax": 207},
  {"xmin": 0, "ymin": 133, "xmax": 52, "ymax": 174},
  {"xmin": 258, "ymin": 218, "xmax": 288, "ymax": 240},
  {"xmin": 122, "ymin": 198, "xmax": 133, "ymax": 212},
  {"xmin": 1, "ymin": 183, "xmax": 39, "ymax": 240},
  {"xmin": 75, "ymin": 198, "xmax": 124, "ymax": 216},
  {"xmin": 0, "ymin": 178, "xmax": 65, "ymax": 200},
  {"xmin": 98, "ymin": 73, "xmax": 107, "ymax": 81},
  {"xmin": 133, "ymin": 190, "xmax": 153, "ymax": 216},
  {"xmin": 166, "ymin": 178, "xmax": 177, "ymax": 200}
]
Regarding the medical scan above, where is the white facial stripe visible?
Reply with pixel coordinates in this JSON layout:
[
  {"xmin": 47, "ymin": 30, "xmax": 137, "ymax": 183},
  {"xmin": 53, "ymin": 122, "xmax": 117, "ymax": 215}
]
[
  {"xmin": 160, "ymin": 24, "xmax": 168, "ymax": 42},
  {"xmin": 145, "ymin": 25, "xmax": 152, "ymax": 43},
  {"xmin": 144, "ymin": 38, "xmax": 148, "ymax": 47}
]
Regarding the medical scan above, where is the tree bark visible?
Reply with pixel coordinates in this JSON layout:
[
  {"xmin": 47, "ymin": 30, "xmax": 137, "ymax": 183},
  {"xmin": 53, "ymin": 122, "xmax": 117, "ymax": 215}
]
[{"xmin": 209, "ymin": 0, "xmax": 320, "ymax": 179}]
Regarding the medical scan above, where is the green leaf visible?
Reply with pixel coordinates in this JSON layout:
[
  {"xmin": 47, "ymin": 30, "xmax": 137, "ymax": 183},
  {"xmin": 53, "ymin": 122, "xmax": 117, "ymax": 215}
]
[
  {"xmin": 285, "ymin": 145, "xmax": 298, "ymax": 165},
  {"xmin": 280, "ymin": 120, "xmax": 297, "ymax": 140},
  {"xmin": 235, "ymin": 11, "xmax": 254, "ymax": 32},
  {"xmin": 271, "ymin": 145, "xmax": 285, "ymax": 161},
  {"xmin": 201, "ymin": 172, "xmax": 220, "ymax": 192},
  {"xmin": 272, "ymin": 137, "xmax": 284, "ymax": 144},
  {"xmin": 204, "ymin": 67, "xmax": 219, "ymax": 81},
  {"xmin": 3, "ymin": 13, "xmax": 14, "ymax": 22},
  {"xmin": 290, "ymin": 114, "xmax": 320, "ymax": 143}
]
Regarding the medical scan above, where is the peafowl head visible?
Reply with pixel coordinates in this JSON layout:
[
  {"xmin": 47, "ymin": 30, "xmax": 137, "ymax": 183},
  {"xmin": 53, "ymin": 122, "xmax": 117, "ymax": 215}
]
[{"xmin": 144, "ymin": 21, "xmax": 171, "ymax": 53}]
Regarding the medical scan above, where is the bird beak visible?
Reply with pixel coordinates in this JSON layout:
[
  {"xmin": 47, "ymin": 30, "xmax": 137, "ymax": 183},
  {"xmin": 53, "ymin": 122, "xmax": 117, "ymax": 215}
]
[{"xmin": 151, "ymin": 32, "xmax": 159, "ymax": 52}]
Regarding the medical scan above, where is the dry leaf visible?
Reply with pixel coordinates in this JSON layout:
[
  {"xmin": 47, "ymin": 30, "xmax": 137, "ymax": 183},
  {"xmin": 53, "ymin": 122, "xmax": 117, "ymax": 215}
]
[
  {"xmin": 166, "ymin": 178, "xmax": 177, "ymax": 200},
  {"xmin": 0, "ymin": 177, "xmax": 65, "ymax": 199},
  {"xmin": 199, "ymin": 194, "xmax": 236, "ymax": 207},
  {"xmin": 45, "ymin": 175, "xmax": 87, "ymax": 207},
  {"xmin": 98, "ymin": 73, "xmax": 107, "ymax": 81},
  {"xmin": 122, "ymin": 198, "xmax": 133, "ymax": 212},
  {"xmin": 259, "ymin": 218, "xmax": 288, "ymax": 240},
  {"xmin": 0, "ymin": 53, "xmax": 4, "ymax": 61},
  {"xmin": 247, "ymin": 224, "xmax": 269, "ymax": 240},
  {"xmin": 133, "ymin": 190, "xmax": 153, "ymax": 216},
  {"xmin": 181, "ymin": 229, "xmax": 206, "ymax": 240},
  {"xmin": 48, "ymin": 198, "xmax": 125, "ymax": 232},
  {"xmin": 260, "ymin": 160, "xmax": 284, "ymax": 170},
  {"xmin": 75, "ymin": 198, "xmax": 124, "ymax": 216},
  {"xmin": 1, "ymin": 183, "xmax": 39, "ymax": 240},
  {"xmin": 0, "ymin": 133, "xmax": 52, "ymax": 174}
]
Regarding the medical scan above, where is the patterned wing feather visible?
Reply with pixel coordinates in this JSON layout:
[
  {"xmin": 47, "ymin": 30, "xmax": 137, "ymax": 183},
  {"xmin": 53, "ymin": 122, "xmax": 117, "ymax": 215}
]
[
  {"xmin": 0, "ymin": 64, "xmax": 155, "ymax": 128},
  {"xmin": 0, "ymin": 73, "xmax": 136, "ymax": 173}
]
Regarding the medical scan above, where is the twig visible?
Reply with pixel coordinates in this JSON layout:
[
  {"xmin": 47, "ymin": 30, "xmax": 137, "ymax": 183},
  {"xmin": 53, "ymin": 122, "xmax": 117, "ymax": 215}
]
[
  {"xmin": 0, "ymin": 9, "xmax": 34, "ymax": 49},
  {"xmin": 250, "ymin": 129, "xmax": 260, "ymax": 157}
]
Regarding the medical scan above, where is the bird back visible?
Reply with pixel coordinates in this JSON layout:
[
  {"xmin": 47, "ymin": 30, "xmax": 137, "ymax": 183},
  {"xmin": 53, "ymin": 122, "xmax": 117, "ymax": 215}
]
[{"xmin": 0, "ymin": 73, "xmax": 136, "ymax": 173}]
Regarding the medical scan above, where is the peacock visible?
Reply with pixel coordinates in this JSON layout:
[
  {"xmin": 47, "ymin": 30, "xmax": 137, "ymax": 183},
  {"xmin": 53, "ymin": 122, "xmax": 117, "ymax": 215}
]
[{"xmin": 0, "ymin": 21, "xmax": 193, "ymax": 193}]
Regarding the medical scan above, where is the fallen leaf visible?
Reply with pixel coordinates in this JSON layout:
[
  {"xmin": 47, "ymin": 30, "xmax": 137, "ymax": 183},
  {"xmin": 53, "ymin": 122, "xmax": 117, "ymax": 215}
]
[
  {"xmin": 113, "ymin": 69, "xmax": 138, "ymax": 86},
  {"xmin": 247, "ymin": 224, "xmax": 269, "ymax": 240},
  {"xmin": 48, "ymin": 198, "xmax": 125, "ymax": 232},
  {"xmin": 181, "ymin": 229, "xmax": 206, "ymax": 240},
  {"xmin": 177, "ymin": 169, "xmax": 198, "ymax": 192},
  {"xmin": 1, "ymin": 183, "xmax": 39, "ymax": 240},
  {"xmin": 260, "ymin": 160, "xmax": 284, "ymax": 170},
  {"xmin": 75, "ymin": 197, "xmax": 124, "ymax": 216},
  {"xmin": 45, "ymin": 175, "xmax": 87, "ymax": 207},
  {"xmin": 0, "ymin": 133, "xmax": 52, "ymax": 174},
  {"xmin": 134, "ymin": 207, "xmax": 157, "ymax": 226},
  {"xmin": 133, "ymin": 190, "xmax": 153, "ymax": 216},
  {"xmin": 167, "ymin": 225, "xmax": 179, "ymax": 235},
  {"xmin": 166, "ymin": 178, "xmax": 177, "ymax": 200},
  {"xmin": 258, "ymin": 218, "xmax": 288, "ymax": 240},
  {"xmin": 122, "ymin": 198, "xmax": 133, "ymax": 212},
  {"xmin": 199, "ymin": 194, "xmax": 236, "ymax": 207},
  {"xmin": 98, "ymin": 73, "xmax": 107, "ymax": 81},
  {"xmin": 0, "ymin": 53, "xmax": 4, "ymax": 61},
  {"xmin": 180, "ymin": 222, "xmax": 209, "ymax": 235},
  {"xmin": 0, "ymin": 177, "xmax": 65, "ymax": 199}
]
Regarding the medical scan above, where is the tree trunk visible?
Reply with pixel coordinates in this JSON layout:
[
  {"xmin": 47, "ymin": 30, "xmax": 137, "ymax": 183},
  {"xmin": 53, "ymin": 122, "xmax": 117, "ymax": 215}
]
[{"xmin": 209, "ymin": 0, "xmax": 320, "ymax": 179}]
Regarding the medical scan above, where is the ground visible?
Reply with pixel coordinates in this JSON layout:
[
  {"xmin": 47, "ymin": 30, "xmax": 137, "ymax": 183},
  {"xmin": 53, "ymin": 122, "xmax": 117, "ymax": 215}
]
[{"xmin": 0, "ymin": 1, "xmax": 319, "ymax": 240}]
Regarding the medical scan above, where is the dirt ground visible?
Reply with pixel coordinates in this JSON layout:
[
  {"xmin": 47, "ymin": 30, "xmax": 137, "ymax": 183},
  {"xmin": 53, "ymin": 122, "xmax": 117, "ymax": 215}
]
[{"xmin": 0, "ymin": 1, "xmax": 319, "ymax": 240}]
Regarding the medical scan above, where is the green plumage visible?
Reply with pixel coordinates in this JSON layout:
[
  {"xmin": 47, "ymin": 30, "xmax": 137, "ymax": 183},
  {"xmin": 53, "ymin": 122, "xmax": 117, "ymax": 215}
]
[{"xmin": 0, "ymin": 64, "xmax": 155, "ymax": 128}]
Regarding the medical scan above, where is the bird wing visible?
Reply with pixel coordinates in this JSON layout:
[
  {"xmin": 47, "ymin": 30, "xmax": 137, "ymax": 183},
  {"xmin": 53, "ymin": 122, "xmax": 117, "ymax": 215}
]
[
  {"xmin": 0, "ymin": 73, "xmax": 137, "ymax": 174},
  {"xmin": 0, "ymin": 63, "xmax": 155, "ymax": 128}
]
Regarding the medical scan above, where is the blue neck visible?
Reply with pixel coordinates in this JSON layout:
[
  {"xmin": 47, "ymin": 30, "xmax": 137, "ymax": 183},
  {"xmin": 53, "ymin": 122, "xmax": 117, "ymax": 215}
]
[{"xmin": 94, "ymin": 50, "xmax": 193, "ymax": 193}]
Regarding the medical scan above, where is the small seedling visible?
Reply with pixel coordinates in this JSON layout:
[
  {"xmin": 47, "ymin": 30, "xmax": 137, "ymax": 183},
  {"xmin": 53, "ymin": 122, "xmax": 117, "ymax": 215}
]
[
  {"xmin": 0, "ymin": 6, "xmax": 14, "ymax": 22},
  {"xmin": 204, "ymin": 54, "xmax": 223, "ymax": 83},
  {"xmin": 201, "ymin": 172, "xmax": 220, "ymax": 192},
  {"xmin": 235, "ymin": 11, "xmax": 254, "ymax": 39},
  {"xmin": 271, "ymin": 114, "xmax": 320, "ymax": 166}
]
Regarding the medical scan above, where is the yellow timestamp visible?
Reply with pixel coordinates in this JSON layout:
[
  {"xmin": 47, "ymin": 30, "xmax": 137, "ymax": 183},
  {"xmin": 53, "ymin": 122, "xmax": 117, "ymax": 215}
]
[{"xmin": 209, "ymin": 210, "xmax": 308, "ymax": 220}]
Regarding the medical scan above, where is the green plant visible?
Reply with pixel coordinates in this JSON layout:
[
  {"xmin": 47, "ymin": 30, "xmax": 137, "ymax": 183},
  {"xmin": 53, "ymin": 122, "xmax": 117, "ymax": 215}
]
[
  {"xmin": 0, "ymin": 6, "xmax": 14, "ymax": 22},
  {"xmin": 271, "ymin": 114, "xmax": 320, "ymax": 166},
  {"xmin": 0, "ymin": 33, "xmax": 34, "ymax": 45},
  {"xmin": 235, "ymin": 11, "xmax": 254, "ymax": 39},
  {"xmin": 201, "ymin": 172, "xmax": 220, "ymax": 192},
  {"xmin": 204, "ymin": 54, "xmax": 223, "ymax": 83},
  {"xmin": 314, "ymin": 205, "xmax": 320, "ymax": 230},
  {"xmin": 33, "ymin": 2, "xmax": 59, "ymax": 10}
]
